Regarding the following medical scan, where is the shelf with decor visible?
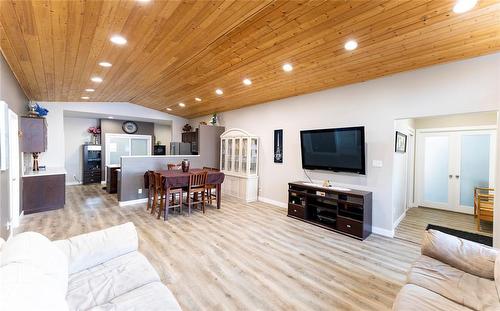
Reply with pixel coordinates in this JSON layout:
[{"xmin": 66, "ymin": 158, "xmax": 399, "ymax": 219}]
[{"xmin": 220, "ymin": 128, "xmax": 259, "ymax": 202}]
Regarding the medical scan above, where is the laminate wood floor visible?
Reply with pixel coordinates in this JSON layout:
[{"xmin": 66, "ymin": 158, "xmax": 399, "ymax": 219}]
[
  {"xmin": 18, "ymin": 184, "xmax": 420, "ymax": 311},
  {"xmin": 394, "ymin": 206, "xmax": 493, "ymax": 245}
]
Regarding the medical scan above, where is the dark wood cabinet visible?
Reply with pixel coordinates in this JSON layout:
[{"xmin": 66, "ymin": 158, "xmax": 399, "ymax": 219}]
[
  {"xmin": 288, "ymin": 182, "xmax": 372, "ymax": 240},
  {"xmin": 181, "ymin": 129, "xmax": 199, "ymax": 154},
  {"xmin": 22, "ymin": 174, "xmax": 65, "ymax": 214},
  {"xmin": 82, "ymin": 145, "xmax": 102, "ymax": 184},
  {"xmin": 20, "ymin": 117, "xmax": 47, "ymax": 153},
  {"xmin": 106, "ymin": 165, "xmax": 120, "ymax": 194}
]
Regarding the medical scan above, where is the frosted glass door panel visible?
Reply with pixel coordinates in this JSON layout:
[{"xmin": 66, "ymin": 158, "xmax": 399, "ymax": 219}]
[
  {"xmin": 109, "ymin": 137, "xmax": 129, "ymax": 165},
  {"xmin": 234, "ymin": 138, "xmax": 240, "ymax": 172},
  {"xmin": 460, "ymin": 134, "xmax": 491, "ymax": 207},
  {"xmin": 227, "ymin": 139, "xmax": 233, "ymax": 171},
  {"xmin": 131, "ymin": 138, "xmax": 149, "ymax": 156},
  {"xmin": 221, "ymin": 140, "xmax": 226, "ymax": 171},
  {"xmin": 423, "ymin": 136, "xmax": 449, "ymax": 204}
]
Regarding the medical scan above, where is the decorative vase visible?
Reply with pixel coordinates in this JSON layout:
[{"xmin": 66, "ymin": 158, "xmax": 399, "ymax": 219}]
[{"xmin": 181, "ymin": 159, "xmax": 190, "ymax": 172}]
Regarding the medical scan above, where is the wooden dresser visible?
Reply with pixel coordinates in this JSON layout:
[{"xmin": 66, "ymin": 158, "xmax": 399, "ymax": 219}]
[{"xmin": 288, "ymin": 182, "xmax": 372, "ymax": 240}]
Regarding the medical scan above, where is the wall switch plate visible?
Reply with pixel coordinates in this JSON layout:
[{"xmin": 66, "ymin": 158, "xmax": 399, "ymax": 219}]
[
  {"xmin": 138, "ymin": 189, "xmax": 142, "ymax": 194},
  {"xmin": 372, "ymin": 160, "xmax": 383, "ymax": 168}
]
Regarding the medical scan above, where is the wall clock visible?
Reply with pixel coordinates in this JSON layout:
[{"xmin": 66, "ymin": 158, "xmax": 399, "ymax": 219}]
[{"xmin": 122, "ymin": 121, "xmax": 138, "ymax": 134}]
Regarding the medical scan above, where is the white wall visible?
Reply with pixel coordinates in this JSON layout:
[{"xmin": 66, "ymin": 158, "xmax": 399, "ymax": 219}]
[
  {"xmin": 191, "ymin": 53, "xmax": 500, "ymax": 236},
  {"xmin": 392, "ymin": 119, "xmax": 415, "ymax": 227},
  {"xmin": 414, "ymin": 111, "xmax": 497, "ymax": 129},
  {"xmin": 64, "ymin": 117, "xmax": 98, "ymax": 184},
  {"xmin": 154, "ymin": 123, "xmax": 172, "ymax": 151},
  {"xmin": 37, "ymin": 101, "xmax": 188, "ymax": 170}
]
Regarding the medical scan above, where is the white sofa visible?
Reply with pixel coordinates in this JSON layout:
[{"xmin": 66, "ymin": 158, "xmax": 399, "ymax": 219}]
[
  {"xmin": 393, "ymin": 229, "xmax": 500, "ymax": 311},
  {"xmin": 0, "ymin": 222, "xmax": 182, "ymax": 311}
]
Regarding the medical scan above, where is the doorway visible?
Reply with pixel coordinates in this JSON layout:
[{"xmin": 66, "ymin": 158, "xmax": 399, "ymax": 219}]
[
  {"xmin": 8, "ymin": 109, "xmax": 20, "ymax": 233},
  {"xmin": 416, "ymin": 128, "xmax": 495, "ymax": 214}
]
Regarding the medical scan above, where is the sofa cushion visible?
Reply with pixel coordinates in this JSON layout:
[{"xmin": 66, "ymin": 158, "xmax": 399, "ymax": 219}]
[
  {"xmin": 66, "ymin": 251, "xmax": 161, "ymax": 311},
  {"xmin": 422, "ymin": 229, "xmax": 498, "ymax": 279},
  {"xmin": 407, "ymin": 255, "xmax": 499, "ymax": 310},
  {"xmin": 0, "ymin": 231, "xmax": 68, "ymax": 296},
  {"xmin": 54, "ymin": 222, "xmax": 138, "ymax": 275},
  {"xmin": 393, "ymin": 284, "xmax": 472, "ymax": 311},
  {"xmin": 0, "ymin": 262, "xmax": 69, "ymax": 311},
  {"xmin": 87, "ymin": 282, "xmax": 182, "ymax": 311},
  {"xmin": 495, "ymin": 255, "xmax": 500, "ymax": 301}
]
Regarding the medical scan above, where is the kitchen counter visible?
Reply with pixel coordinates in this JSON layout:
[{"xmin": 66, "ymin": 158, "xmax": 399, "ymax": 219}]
[{"xmin": 23, "ymin": 167, "xmax": 66, "ymax": 177}]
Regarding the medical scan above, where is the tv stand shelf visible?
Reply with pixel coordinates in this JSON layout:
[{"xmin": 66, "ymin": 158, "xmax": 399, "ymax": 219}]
[{"xmin": 288, "ymin": 181, "xmax": 372, "ymax": 240}]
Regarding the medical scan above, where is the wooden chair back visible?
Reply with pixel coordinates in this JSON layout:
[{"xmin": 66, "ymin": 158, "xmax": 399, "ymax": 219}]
[
  {"xmin": 189, "ymin": 171, "xmax": 208, "ymax": 189},
  {"xmin": 474, "ymin": 187, "xmax": 494, "ymax": 217},
  {"xmin": 154, "ymin": 172, "xmax": 164, "ymax": 191},
  {"xmin": 477, "ymin": 193, "xmax": 494, "ymax": 231},
  {"xmin": 146, "ymin": 170, "xmax": 155, "ymax": 210},
  {"xmin": 203, "ymin": 166, "xmax": 219, "ymax": 171},
  {"xmin": 168, "ymin": 163, "xmax": 181, "ymax": 170}
]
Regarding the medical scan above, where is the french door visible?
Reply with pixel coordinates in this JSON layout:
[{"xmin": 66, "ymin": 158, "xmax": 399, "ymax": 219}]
[{"xmin": 416, "ymin": 128, "xmax": 496, "ymax": 214}]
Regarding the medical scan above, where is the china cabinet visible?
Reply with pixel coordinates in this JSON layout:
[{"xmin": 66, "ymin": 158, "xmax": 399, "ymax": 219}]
[{"xmin": 220, "ymin": 129, "xmax": 259, "ymax": 202}]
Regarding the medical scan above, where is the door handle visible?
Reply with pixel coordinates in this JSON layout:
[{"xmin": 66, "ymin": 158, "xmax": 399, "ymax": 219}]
[
  {"xmin": 449, "ymin": 175, "xmax": 453, "ymax": 178},
  {"xmin": 455, "ymin": 175, "xmax": 460, "ymax": 178}
]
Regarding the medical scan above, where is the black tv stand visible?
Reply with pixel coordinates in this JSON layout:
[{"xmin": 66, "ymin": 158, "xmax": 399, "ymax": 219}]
[{"xmin": 288, "ymin": 181, "xmax": 372, "ymax": 240}]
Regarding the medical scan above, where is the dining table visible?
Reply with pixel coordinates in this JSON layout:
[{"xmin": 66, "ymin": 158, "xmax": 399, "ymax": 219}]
[{"xmin": 144, "ymin": 168, "xmax": 225, "ymax": 215}]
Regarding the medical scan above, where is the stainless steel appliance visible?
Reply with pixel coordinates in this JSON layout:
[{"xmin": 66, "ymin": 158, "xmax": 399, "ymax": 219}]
[{"xmin": 170, "ymin": 142, "xmax": 191, "ymax": 155}]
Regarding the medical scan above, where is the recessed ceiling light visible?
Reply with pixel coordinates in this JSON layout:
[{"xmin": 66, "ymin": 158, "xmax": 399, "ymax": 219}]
[
  {"xmin": 243, "ymin": 78, "xmax": 252, "ymax": 86},
  {"xmin": 91, "ymin": 76, "xmax": 103, "ymax": 83},
  {"xmin": 344, "ymin": 40, "xmax": 358, "ymax": 51},
  {"xmin": 178, "ymin": 103, "xmax": 185, "ymax": 107},
  {"xmin": 282, "ymin": 63, "xmax": 293, "ymax": 72},
  {"xmin": 99, "ymin": 61, "xmax": 112, "ymax": 67},
  {"xmin": 215, "ymin": 89, "xmax": 223, "ymax": 95},
  {"xmin": 453, "ymin": 0, "xmax": 477, "ymax": 13},
  {"xmin": 195, "ymin": 97, "xmax": 202, "ymax": 102},
  {"xmin": 136, "ymin": 0, "xmax": 151, "ymax": 2},
  {"xmin": 85, "ymin": 88, "xmax": 95, "ymax": 92},
  {"xmin": 166, "ymin": 108, "xmax": 172, "ymax": 111},
  {"xmin": 110, "ymin": 35, "xmax": 127, "ymax": 45},
  {"xmin": 81, "ymin": 96, "xmax": 90, "ymax": 100},
  {"xmin": 107, "ymin": 116, "xmax": 114, "ymax": 119}
]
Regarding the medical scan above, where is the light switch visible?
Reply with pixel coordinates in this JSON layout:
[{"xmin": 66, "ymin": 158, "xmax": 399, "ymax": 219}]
[{"xmin": 372, "ymin": 160, "xmax": 383, "ymax": 168}]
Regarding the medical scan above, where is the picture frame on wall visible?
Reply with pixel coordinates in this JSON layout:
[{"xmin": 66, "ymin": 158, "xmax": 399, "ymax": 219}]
[
  {"xmin": 395, "ymin": 131, "xmax": 407, "ymax": 153},
  {"xmin": 274, "ymin": 129, "xmax": 283, "ymax": 163}
]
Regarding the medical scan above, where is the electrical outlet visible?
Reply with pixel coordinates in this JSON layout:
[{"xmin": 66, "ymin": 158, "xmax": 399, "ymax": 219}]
[
  {"xmin": 372, "ymin": 160, "xmax": 383, "ymax": 168},
  {"xmin": 138, "ymin": 188, "xmax": 142, "ymax": 194}
]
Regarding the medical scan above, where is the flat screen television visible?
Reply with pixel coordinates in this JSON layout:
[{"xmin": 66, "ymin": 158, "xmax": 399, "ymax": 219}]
[{"xmin": 300, "ymin": 126, "xmax": 365, "ymax": 174}]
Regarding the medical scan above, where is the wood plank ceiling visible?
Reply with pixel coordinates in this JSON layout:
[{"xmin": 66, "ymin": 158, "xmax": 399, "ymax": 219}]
[{"xmin": 1, "ymin": 0, "xmax": 500, "ymax": 118}]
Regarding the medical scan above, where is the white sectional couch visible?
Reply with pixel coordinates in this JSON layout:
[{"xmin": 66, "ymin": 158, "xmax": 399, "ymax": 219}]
[
  {"xmin": 393, "ymin": 229, "xmax": 500, "ymax": 311},
  {"xmin": 0, "ymin": 222, "xmax": 182, "ymax": 311}
]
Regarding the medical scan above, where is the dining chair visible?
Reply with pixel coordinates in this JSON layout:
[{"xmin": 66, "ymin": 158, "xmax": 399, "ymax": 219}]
[
  {"xmin": 146, "ymin": 170, "xmax": 155, "ymax": 211},
  {"xmin": 185, "ymin": 170, "xmax": 208, "ymax": 214},
  {"xmin": 203, "ymin": 167, "xmax": 219, "ymax": 205},
  {"xmin": 476, "ymin": 193, "xmax": 494, "ymax": 232},
  {"xmin": 153, "ymin": 173, "xmax": 183, "ymax": 220},
  {"xmin": 474, "ymin": 187, "xmax": 494, "ymax": 218}
]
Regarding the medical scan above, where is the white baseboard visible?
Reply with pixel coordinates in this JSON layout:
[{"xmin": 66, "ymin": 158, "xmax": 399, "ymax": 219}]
[
  {"xmin": 372, "ymin": 226, "xmax": 395, "ymax": 238},
  {"xmin": 118, "ymin": 198, "xmax": 148, "ymax": 207},
  {"xmin": 258, "ymin": 196, "xmax": 287, "ymax": 208},
  {"xmin": 66, "ymin": 181, "xmax": 82, "ymax": 186},
  {"xmin": 392, "ymin": 211, "xmax": 406, "ymax": 229}
]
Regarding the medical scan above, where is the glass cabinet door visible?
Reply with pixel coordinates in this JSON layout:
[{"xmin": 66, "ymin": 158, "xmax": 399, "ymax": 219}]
[
  {"xmin": 227, "ymin": 139, "xmax": 233, "ymax": 171},
  {"xmin": 241, "ymin": 138, "xmax": 248, "ymax": 173},
  {"xmin": 221, "ymin": 139, "xmax": 226, "ymax": 170},
  {"xmin": 234, "ymin": 138, "xmax": 240, "ymax": 172},
  {"xmin": 250, "ymin": 138, "xmax": 258, "ymax": 174}
]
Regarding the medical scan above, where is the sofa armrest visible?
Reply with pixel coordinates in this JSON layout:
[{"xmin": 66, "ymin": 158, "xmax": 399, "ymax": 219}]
[
  {"xmin": 422, "ymin": 229, "xmax": 498, "ymax": 279},
  {"xmin": 53, "ymin": 222, "xmax": 138, "ymax": 274}
]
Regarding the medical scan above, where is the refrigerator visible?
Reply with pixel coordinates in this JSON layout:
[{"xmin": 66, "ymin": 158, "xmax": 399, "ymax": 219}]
[{"xmin": 170, "ymin": 142, "xmax": 191, "ymax": 155}]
